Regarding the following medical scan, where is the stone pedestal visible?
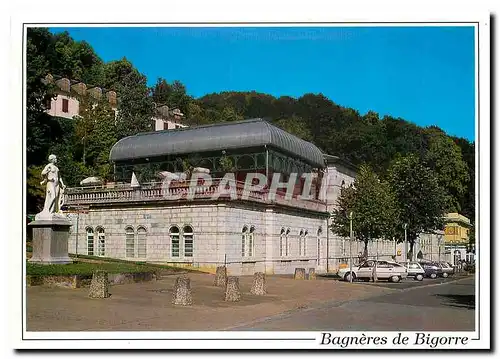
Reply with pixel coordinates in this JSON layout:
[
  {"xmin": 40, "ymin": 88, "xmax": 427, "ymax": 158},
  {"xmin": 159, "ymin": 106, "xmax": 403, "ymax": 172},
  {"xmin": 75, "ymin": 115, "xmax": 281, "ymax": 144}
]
[
  {"xmin": 28, "ymin": 217, "xmax": 72, "ymax": 265},
  {"xmin": 294, "ymin": 268, "xmax": 306, "ymax": 280},
  {"xmin": 172, "ymin": 276, "xmax": 193, "ymax": 306},
  {"xmin": 214, "ymin": 266, "xmax": 227, "ymax": 287},
  {"xmin": 224, "ymin": 277, "xmax": 241, "ymax": 302},
  {"xmin": 250, "ymin": 272, "xmax": 266, "ymax": 295},
  {"xmin": 89, "ymin": 271, "xmax": 110, "ymax": 298},
  {"xmin": 308, "ymin": 268, "xmax": 316, "ymax": 280}
]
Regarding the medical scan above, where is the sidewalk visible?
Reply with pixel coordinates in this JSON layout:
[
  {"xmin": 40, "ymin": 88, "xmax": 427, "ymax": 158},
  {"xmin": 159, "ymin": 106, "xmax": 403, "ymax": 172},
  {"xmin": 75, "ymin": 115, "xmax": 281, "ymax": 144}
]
[{"xmin": 26, "ymin": 272, "xmax": 395, "ymax": 331}]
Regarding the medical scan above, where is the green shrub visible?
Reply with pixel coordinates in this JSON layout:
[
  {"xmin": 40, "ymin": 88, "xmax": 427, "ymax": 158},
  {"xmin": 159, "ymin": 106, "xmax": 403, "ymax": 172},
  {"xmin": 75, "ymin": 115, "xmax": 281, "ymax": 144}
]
[
  {"xmin": 68, "ymin": 254, "xmax": 188, "ymax": 271},
  {"xmin": 26, "ymin": 261, "xmax": 156, "ymax": 276}
]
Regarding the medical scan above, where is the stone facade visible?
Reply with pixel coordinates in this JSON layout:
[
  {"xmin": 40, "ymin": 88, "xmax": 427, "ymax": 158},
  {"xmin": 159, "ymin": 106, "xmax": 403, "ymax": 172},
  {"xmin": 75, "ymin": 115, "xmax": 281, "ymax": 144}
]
[
  {"xmin": 67, "ymin": 201, "xmax": 329, "ymax": 275},
  {"xmin": 65, "ymin": 157, "xmax": 449, "ymax": 274}
]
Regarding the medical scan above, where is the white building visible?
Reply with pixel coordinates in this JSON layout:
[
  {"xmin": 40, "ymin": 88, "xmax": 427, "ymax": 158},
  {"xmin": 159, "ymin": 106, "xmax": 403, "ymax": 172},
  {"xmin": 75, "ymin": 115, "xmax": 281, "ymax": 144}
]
[
  {"xmin": 153, "ymin": 105, "xmax": 188, "ymax": 131},
  {"xmin": 64, "ymin": 119, "xmax": 445, "ymax": 275},
  {"xmin": 43, "ymin": 74, "xmax": 117, "ymax": 119}
]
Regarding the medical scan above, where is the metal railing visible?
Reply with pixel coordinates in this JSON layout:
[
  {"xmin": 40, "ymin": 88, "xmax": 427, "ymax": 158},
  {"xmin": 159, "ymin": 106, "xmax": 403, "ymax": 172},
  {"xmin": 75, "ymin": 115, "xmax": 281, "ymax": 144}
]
[{"xmin": 64, "ymin": 179, "xmax": 327, "ymax": 212}]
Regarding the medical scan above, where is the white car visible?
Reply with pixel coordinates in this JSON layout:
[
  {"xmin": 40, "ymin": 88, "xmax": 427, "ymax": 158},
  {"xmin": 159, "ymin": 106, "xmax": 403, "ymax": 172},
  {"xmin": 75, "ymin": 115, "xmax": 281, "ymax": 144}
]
[
  {"xmin": 406, "ymin": 261, "xmax": 425, "ymax": 281},
  {"xmin": 338, "ymin": 260, "xmax": 408, "ymax": 283}
]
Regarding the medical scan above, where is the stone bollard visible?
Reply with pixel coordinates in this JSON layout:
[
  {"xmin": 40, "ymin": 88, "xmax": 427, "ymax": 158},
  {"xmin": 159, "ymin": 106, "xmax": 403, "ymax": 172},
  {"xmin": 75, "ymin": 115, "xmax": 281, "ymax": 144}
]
[
  {"xmin": 250, "ymin": 272, "xmax": 266, "ymax": 295},
  {"xmin": 172, "ymin": 276, "xmax": 193, "ymax": 306},
  {"xmin": 224, "ymin": 277, "xmax": 241, "ymax": 302},
  {"xmin": 308, "ymin": 268, "xmax": 316, "ymax": 280},
  {"xmin": 294, "ymin": 268, "xmax": 306, "ymax": 280},
  {"xmin": 88, "ymin": 270, "xmax": 110, "ymax": 298},
  {"xmin": 214, "ymin": 266, "xmax": 227, "ymax": 287}
]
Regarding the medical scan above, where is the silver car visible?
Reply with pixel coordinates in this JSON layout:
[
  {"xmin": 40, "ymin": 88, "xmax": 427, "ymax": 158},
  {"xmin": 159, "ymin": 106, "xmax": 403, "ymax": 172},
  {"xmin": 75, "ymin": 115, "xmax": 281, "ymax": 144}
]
[
  {"xmin": 338, "ymin": 260, "xmax": 408, "ymax": 283},
  {"xmin": 406, "ymin": 261, "xmax": 425, "ymax": 281},
  {"xmin": 439, "ymin": 262, "xmax": 454, "ymax": 277}
]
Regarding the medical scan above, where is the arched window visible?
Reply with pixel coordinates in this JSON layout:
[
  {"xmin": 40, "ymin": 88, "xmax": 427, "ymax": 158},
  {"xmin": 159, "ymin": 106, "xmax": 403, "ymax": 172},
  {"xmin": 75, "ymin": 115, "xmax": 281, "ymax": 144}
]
[
  {"xmin": 299, "ymin": 230, "xmax": 304, "ymax": 256},
  {"xmin": 137, "ymin": 226, "xmax": 147, "ymax": 258},
  {"xmin": 304, "ymin": 230, "xmax": 308, "ymax": 256},
  {"xmin": 248, "ymin": 227, "xmax": 255, "ymax": 257},
  {"xmin": 86, "ymin": 227, "xmax": 94, "ymax": 256},
  {"xmin": 170, "ymin": 226, "xmax": 180, "ymax": 257},
  {"xmin": 317, "ymin": 227, "xmax": 322, "ymax": 265},
  {"xmin": 241, "ymin": 226, "xmax": 255, "ymax": 257},
  {"xmin": 125, "ymin": 226, "xmax": 135, "ymax": 258},
  {"xmin": 285, "ymin": 228, "xmax": 290, "ymax": 256},
  {"xmin": 183, "ymin": 225, "xmax": 193, "ymax": 257},
  {"xmin": 279, "ymin": 228, "xmax": 285, "ymax": 257},
  {"xmin": 96, "ymin": 227, "xmax": 105, "ymax": 257},
  {"xmin": 241, "ymin": 226, "xmax": 248, "ymax": 257}
]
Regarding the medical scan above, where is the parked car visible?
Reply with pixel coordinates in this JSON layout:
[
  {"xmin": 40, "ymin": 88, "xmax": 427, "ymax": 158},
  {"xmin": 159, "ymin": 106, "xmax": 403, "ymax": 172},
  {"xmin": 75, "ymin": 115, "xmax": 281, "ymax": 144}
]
[
  {"xmin": 418, "ymin": 261, "xmax": 442, "ymax": 279},
  {"xmin": 406, "ymin": 261, "xmax": 425, "ymax": 281},
  {"xmin": 439, "ymin": 262, "xmax": 454, "ymax": 278},
  {"xmin": 338, "ymin": 260, "xmax": 408, "ymax": 283}
]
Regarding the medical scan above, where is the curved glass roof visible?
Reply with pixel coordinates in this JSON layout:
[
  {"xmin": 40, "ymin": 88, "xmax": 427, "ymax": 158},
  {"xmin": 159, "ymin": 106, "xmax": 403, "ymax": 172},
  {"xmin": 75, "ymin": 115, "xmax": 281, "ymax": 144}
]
[{"xmin": 109, "ymin": 118, "xmax": 326, "ymax": 168}]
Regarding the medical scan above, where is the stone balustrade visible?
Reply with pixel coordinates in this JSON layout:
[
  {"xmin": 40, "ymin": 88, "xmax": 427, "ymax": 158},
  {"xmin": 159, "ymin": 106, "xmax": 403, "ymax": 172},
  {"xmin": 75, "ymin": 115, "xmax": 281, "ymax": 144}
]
[{"xmin": 64, "ymin": 179, "xmax": 327, "ymax": 212}]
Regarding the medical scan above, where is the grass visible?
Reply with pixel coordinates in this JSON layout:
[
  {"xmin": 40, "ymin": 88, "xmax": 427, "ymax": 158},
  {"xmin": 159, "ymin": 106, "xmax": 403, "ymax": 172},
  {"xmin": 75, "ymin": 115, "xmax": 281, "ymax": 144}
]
[
  {"xmin": 68, "ymin": 254, "xmax": 193, "ymax": 271},
  {"xmin": 26, "ymin": 252, "xmax": 194, "ymax": 276},
  {"xmin": 26, "ymin": 261, "xmax": 158, "ymax": 276}
]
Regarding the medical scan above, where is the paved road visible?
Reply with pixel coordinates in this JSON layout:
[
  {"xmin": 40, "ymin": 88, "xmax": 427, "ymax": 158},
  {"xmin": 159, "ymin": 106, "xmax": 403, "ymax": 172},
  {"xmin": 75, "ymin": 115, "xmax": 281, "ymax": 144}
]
[{"xmin": 229, "ymin": 277, "xmax": 475, "ymax": 331}]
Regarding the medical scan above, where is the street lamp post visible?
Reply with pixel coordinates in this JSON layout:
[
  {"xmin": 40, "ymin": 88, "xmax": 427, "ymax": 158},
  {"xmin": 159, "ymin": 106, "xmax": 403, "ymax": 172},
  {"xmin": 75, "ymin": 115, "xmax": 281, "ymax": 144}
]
[
  {"xmin": 349, "ymin": 211, "xmax": 353, "ymax": 283},
  {"xmin": 438, "ymin": 234, "xmax": 442, "ymax": 263},
  {"xmin": 403, "ymin": 223, "xmax": 408, "ymax": 264}
]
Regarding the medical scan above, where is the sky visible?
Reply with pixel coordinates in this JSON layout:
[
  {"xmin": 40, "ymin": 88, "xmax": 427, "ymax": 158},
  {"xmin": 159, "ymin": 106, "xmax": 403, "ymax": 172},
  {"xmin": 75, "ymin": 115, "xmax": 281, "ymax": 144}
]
[{"xmin": 50, "ymin": 26, "xmax": 476, "ymax": 141}]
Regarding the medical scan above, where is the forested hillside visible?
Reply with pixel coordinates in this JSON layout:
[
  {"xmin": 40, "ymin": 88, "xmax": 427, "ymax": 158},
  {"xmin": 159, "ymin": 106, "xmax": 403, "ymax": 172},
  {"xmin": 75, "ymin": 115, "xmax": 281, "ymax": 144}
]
[{"xmin": 26, "ymin": 28, "xmax": 475, "ymax": 222}]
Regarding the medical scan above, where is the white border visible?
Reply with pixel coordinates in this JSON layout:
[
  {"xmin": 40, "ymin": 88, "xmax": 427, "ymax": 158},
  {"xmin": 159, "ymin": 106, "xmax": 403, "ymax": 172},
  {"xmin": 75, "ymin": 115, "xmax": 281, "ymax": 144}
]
[{"xmin": 6, "ymin": 0, "xmax": 491, "ymax": 351}]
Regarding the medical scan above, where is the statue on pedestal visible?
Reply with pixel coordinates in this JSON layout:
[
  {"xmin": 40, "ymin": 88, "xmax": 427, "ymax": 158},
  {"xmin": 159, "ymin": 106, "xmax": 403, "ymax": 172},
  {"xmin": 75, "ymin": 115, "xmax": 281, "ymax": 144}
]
[
  {"xmin": 30, "ymin": 154, "xmax": 72, "ymax": 264},
  {"xmin": 35, "ymin": 154, "xmax": 67, "ymax": 220}
]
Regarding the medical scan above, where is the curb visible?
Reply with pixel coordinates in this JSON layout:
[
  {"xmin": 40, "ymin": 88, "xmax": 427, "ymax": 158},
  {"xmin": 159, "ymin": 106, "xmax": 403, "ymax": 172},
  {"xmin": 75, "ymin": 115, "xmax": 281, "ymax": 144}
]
[{"xmin": 398, "ymin": 275, "xmax": 473, "ymax": 292}]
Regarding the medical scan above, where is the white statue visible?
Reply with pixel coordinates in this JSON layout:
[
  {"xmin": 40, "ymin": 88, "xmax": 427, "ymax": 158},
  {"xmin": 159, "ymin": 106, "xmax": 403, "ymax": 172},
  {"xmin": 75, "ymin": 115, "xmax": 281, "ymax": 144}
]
[{"xmin": 36, "ymin": 154, "xmax": 67, "ymax": 220}]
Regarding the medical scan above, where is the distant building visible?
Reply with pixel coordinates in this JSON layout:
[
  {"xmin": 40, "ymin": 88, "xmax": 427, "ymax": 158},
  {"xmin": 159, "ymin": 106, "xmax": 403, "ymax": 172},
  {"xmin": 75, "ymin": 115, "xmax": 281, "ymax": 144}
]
[
  {"xmin": 43, "ymin": 74, "xmax": 118, "ymax": 119},
  {"xmin": 152, "ymin": 105, "xmax": 188, "ymax": 131},
  {"xmin": 443, "ymin": 212, "xmax": 473, "ymax": 263},
  {"xmin": 42, "ymin": 74, "xmax": 189, "ymax": 130}
]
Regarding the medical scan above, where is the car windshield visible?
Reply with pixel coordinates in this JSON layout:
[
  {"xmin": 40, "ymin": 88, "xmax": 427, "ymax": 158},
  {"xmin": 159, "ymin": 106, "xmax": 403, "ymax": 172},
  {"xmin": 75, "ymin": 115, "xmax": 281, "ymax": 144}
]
[{"xmin": 360, "ymin": 261, "xmax": 374, "ymax": 268}]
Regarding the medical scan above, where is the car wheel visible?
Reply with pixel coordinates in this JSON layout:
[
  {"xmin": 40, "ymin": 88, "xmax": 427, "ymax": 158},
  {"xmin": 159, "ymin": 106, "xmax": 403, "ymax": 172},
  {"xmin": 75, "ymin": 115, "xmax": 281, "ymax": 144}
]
[
  {"xmin": 416, "ymin": 274, "xmax": 424, "ymax": 281},
  {"xmin": 442, "ymin": 272, "xmax": 449, "ymax": 278},
  {"xmin": 391, "ymin": 275, "xmax": 401, "ymax": 283},
  {"xmin": 344, "ymin": 272, "xmax": 356, "ymax": 282},
  {"xmin": 430, "ymin": 273, "xmax": 437, "ymax": 279}
]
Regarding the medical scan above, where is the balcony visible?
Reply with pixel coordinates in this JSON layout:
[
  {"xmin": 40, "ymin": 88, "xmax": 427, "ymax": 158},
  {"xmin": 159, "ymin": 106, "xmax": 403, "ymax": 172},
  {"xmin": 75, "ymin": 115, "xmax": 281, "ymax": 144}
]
[{"xmin": 64, "ymin": 179, "xmax": 327, "ymax": 213}]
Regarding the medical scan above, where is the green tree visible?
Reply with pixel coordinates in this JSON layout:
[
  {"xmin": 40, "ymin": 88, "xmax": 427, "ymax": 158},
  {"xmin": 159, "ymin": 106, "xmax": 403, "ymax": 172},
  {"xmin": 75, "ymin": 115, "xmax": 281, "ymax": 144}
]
[
  {"xmin": 27, "ymin": 165, "xmax": 46, "ymax": 213},
  {"xmin": 274, "ymin": 115, "xmax": 313, "ymax": 141},
  {"xmin": 26, "ymin": 28, "xmax": 57, "ymax": 166},
  {"xmin": 331, "ymin": 165, "xmax": 400, "ymax": 258},
  {"xmin": 44, "ymin": 31, "xmax": 102, "ymax": 82},
  {"xmin": 387, "ymin": 154, "xmax": 448, "ymax": 260},
  {"xmin": 151, "ymin": 78, "xmax": 193, "ymax": 118},
  {"xmin": 76, "ymin": 98, "xmax": 117, "ymax": 181},
  {"xmin": 102, "ymin": 58, "xmax": 135, "ymax": 89},
  {"xmin": 452, "ymin": 137, "xmax": 475, "ymax": 220},
  {"xmin": 115, "ymin": 71, "xmax": 155, "ymax": 138},
  {"xmin": 219, "ymin": 106, "xmax": 244, "ymax": 122},
  {"xmin": 424, "ymin": 128, "xmax": 470, "ymax": 212}
]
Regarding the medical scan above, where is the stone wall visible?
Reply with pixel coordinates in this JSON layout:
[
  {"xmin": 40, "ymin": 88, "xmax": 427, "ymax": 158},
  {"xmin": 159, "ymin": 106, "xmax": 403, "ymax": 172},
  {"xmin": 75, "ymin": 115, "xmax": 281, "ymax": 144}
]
[
  {"xmin": 322, "ymin": 163, "xmax": 356, "ymax": 213},
  {"xmin": 67, "ymin": 202, "xmax": 328, "ymax": 275}
]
